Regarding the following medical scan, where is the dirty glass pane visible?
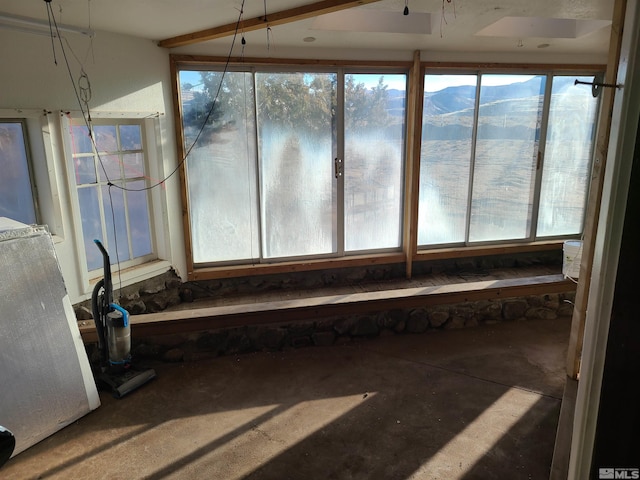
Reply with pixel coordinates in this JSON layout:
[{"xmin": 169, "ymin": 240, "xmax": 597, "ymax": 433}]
[
  {"xmin": 537, "ymin": 76, "xmax": 598, "ymax": 237},
  {"xmin": 102, "ymin": 185, "xmax": 130, "ymax": 263},
  {"xmin": 256, "ymin": 72, "xmax": 337, "ymax": 258},
  {"xmin": 344, "ymin": 74, "xmax": 406, "ymax": 251},
  {"xmin": 126, "ymin": 180, "xmax": 152, "ymax": 258},
  {"xmin": 419, "ymin": 75, "xmax": 477, "ymax": 245},
  {"xmin": 94, "ymin": 125, "xmax": 118, "ymax": 152},
  {"xmin": 119, "ymin": 124, "xmax": 142, "ymax": 151},
  {"xmin": 98, "ymin": 154, "xmax": 121, "ymax": 182},
  {"xmin": 180, "ymin": 70, "xmax": 259, "ymax": 263},
  {"xmin": 469, "ymin": 74, "xmax": 545, "ymax": 242},
  {"xmin": 123, "ymin": 153, "xmax": 144, "ymax": 179},
  {"xmin": 73, "ymin": 155, "xmax": 97, "ymax": 185},
  {"xmin": 71, "ymin": 125, "xmax": 93, "ymax": 154},
  {"xmin": 0, "ymin": 122, "xmax": 37, "ymax": 224},
  {"xmin": 77, "ymin": 186, "xmax": 102, "ymax": 271}
]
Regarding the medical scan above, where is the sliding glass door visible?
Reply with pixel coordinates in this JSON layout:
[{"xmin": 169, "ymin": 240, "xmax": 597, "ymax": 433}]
[
  {"xmin": 178, "ymin": 69, "xmax": 407, "ymax": 265},
  {"xmin": 256, "ymin": 72, "xmax": 337, "ymax": 258}
]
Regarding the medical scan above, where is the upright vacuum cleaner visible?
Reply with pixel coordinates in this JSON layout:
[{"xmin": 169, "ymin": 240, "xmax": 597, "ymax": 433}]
[{"xmin": 91, "ymin": 239, "xmax": 156, "ymax": 398}]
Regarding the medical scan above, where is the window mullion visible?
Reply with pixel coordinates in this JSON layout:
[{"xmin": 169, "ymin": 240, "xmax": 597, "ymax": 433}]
[
  {"xmin": 114, "ymin": 125, "xmax": 133, "ymax": 260},
  {"xmin": 336, "ymin": 69, "xmax": 345, "ymax": 256},
  {"xmin": 251, "ymin": 70, "xmax": 264, "ymax": 263},
  {"xmin": 464, "ymin": 73, "xmax": 482, "ymax": 245}
]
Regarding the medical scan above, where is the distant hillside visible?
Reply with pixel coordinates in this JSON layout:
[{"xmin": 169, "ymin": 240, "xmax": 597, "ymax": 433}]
[
  {"xmin": 419, "ymin": 76, "xmax": 576, "ymax": 141},
  {"xmin": 424, "ymin": 85, "xmax": 477, "ymax": 116},
  {"xmin": 387, "ymin": 88, "xmax": 406, "ymax": 117},
  {"xmin": 421, "ymin": 75, "xmax": 585, "ymax": 115}
]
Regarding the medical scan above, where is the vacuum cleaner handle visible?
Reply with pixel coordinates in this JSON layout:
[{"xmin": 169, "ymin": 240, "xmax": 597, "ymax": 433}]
[{"xmin": 93, "ymin": 239, "xmax": 113, "ymax": 306}]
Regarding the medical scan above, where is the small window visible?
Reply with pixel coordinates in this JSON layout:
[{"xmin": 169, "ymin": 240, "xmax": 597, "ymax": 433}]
[
  {"xmin": 68, "ymin": 119, "xmax": 154, "ymax": 272},
  {"xmin": 0, "ymin": 120, "xmax": 38, "ymax": 224}
]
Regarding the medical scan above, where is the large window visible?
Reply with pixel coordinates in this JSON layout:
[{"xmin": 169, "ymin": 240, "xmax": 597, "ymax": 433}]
[
  {"xmin": 176, "ymin": 61, "xmax": 600, "ymax": 274},
  {"xmin": 179, "ymin": 68, "xmax": 407, "ymax": 265},
  {"xmin": 0, "ymin": 120, "xmax": 38, "ymax": 225},
  {"xmin": 418, "ymin": 73, "xmax": 599, "ymax": 247},
  {"xmin": 69, "ymin": 119, "xmax": 154, "ymax": 272}
]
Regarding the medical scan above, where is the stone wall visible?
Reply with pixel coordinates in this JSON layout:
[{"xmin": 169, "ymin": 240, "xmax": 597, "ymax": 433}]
[
  {"xmin": 76, "ymin": 249, "xmax": 572, "ymax": 363},
  {"xmin": 75, "ymin": 249, "xmax": 562, "ymax": 320},
  {"xmin": 128, "ymin": 292, "xmax": 575, "ymax": 363}
]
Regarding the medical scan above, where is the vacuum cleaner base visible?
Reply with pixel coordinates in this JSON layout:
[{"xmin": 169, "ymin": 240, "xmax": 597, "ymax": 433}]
[{"xmin": 96, "ymin": 366, "xmax": 156, "ymax": 399}]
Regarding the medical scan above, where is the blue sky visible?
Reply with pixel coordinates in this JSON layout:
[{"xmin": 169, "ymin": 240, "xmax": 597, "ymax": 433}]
[{"xmin": 180, "ymin": 70, "xmax": 536, "ymax": 94}]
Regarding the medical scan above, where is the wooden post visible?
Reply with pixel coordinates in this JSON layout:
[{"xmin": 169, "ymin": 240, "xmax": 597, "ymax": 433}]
[
  {"xmin": 566, "ymin": 0, "xmax": 627, "ymax": 379},
  {"xmin": 404, "ymin": 50, "xmax": 423, "ymax": 279}
]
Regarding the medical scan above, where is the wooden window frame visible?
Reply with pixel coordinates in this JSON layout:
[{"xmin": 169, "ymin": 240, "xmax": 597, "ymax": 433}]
[{"xmin": 171, "ymin": 54, "xmax": 604, "ymax": 281}]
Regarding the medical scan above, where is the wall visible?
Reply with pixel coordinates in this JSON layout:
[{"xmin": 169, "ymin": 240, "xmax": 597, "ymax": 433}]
[
  {"xmin": 568, "ymin": 0, "xmax": 640, "ymax": 475},
  {"xmin": 0, "ymin": 23, "xmax": 605, "ymax": 304},
  {"xmin": 0, "ymin": 28, "xmax": 186, "ymax": 303},
  {"xmin": 591, "ymin": 92, "xmax": 640, "ymax": 473}
]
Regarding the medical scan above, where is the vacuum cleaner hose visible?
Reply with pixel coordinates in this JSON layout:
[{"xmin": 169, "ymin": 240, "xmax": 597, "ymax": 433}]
[{"xmin": 91, "ymin": 278, "xmax": 107, "ymax": 362}]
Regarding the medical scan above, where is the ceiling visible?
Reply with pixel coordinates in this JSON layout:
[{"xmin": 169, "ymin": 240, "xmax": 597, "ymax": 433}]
[{"xmin": 0, "ymin": 0, "xmax": 615, "ymax": 61}]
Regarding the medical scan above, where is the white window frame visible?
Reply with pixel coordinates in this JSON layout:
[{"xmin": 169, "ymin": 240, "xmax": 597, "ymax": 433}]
[
  {"xmin": 0, "ymin": 117, "xmax": 39, "ymax": 225},
  {"xmin": 61, "ymin": 113, "xmax": 165, "ymax": 285},
  {"xmin": 0, "ymin": 110, "xmax": 66, "ymax": 239}
]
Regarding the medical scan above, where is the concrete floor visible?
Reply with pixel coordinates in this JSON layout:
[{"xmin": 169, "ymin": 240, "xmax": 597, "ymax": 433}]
[{"xmin": 2, "ymin": 317, "xmax": 569, "ymax": 480}]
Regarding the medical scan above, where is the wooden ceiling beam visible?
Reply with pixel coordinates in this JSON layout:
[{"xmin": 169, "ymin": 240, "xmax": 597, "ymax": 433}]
[{"xmin": 158, "ymin": 0, "xmax": 382, "ymax": 48}]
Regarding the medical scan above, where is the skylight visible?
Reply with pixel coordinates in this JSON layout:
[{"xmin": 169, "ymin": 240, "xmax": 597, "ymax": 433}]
[{"xmin": 476, "ymin": 16, "xmax": 611, "ymax": 39}]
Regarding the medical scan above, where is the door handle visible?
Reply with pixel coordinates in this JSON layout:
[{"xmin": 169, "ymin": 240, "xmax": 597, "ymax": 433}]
[{"xmin": 334, "ymin": 157, "xmax": 343, "ymax": 179}]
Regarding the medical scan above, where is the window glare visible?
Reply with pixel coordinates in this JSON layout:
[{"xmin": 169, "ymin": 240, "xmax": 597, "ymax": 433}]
[
  {"xmin": 256, "ymin": 72, "xmax": 336, "ymax": 258},
  {"xmin": 180, "ymin": 69, "xmax": 406, "ymax": 264},
  {"xmin": 345, "ymin": 73, "xmax": 406, "ymax": 251},
  {"xmin": 537, "ymin": 76, "xmax": 598, "ymax": 237},
  {"xmin": 470, "ymin": 75, "xmax": 545, "ymax": 242},
  {"xmin": 419, "ymin": 72, "xmax": 597, "ymax": 247},
  {"xmin": 178, "ymin": 66, "xmax": 599, "ymax": 266},
  {"xmin": 181, "ymin": 71, "xmax": 260, "ymax": 264},
  {"xmin": 419, "ymin": 75, "xmax": 477, "ymax": 245},
  {"xmin": 0, "ymin": 121, "xmax": 37, "ymax": 225}
]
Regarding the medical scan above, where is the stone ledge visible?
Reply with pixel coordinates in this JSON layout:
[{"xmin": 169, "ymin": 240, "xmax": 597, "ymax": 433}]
[{"xmin": 79, "ymin": 274, "xmax": 575, "ymax": 351}]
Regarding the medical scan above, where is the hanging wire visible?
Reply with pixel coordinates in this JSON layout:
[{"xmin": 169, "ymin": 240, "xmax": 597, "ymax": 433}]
[
  {"xmin": 264, "ymin": 0, "xmax": 273, "ymax": 52},
  {"xmin": 47, "ymin": 0, "xmax": 248, "ymax": 195},
  {"xmin": 46, "ymin": 0, "xmax": 247, "ymax": 295},
  {"xmin": 110, "ymin": 0, "xmax": 248, "ymax": 193},
  {"xmin": 88, "ymin": 0, "xmax": 95, "ymax": 63},
  {"xmin": 240, "ymin": 2, "xmax": 246, "ymax": 54},
  {"xmin": 78, "ymin": 69, "xmax": 92, "ymax": 121},
  {"xmin": 45, "ymin": 1, "xmax": 57, "ymax": 64},
  {"xmin": 440, "ymin": 0, "xmax": 456, "ymax": 38},
  {"xmin": 44, "ymin": 0, "xmax": 124, "ymax": 292},
  {"xmin": 266, "ymin": 26, "xmax": 274, "ymax": 52}
]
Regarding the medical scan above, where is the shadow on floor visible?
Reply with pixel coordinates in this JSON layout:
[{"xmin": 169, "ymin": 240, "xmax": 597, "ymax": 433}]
[{"xmin": 3, "ymin": 317, "xmax": 569, "ymax": 480}]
